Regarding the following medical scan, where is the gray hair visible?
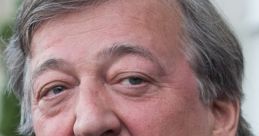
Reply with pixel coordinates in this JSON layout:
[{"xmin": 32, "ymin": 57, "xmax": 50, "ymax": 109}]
[{"xmin": 4, "ymin": 0, "xmax": 253, "ymax": 135}]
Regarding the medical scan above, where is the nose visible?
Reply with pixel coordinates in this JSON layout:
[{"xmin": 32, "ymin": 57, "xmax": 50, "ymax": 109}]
[{"xmin": 73, "ymin": 88, "xmax": 121, "ymax": 136}]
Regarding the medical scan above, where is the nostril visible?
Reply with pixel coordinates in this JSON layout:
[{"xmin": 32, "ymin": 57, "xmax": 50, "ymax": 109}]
[{"xmin": 101, "ymin": 129, "xmax": 115, "ymax": 136}]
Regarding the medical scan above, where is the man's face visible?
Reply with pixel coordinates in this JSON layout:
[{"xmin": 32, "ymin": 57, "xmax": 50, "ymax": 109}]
[{"xmin": 30, "ymin": 0, "xmax": 213, "ymax": 135}]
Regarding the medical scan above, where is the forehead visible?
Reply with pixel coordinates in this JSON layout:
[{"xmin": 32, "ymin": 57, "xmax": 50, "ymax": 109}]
[
  {"xmin": 32, "ymin": 0, "xmax": 180, "ymax": 43},
  {"xmin": 30, "ymin": 0, "xmax": 182, "ymax": 64}
]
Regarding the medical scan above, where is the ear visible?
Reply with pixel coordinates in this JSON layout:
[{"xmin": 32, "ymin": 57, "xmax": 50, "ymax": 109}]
[{"xmin": 210, "ymin": 100, "xmax": 240, "ymax": 136}]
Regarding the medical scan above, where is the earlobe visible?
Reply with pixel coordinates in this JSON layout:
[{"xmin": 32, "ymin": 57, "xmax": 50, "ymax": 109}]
[{"xmin": 211, "ymin": 100, "xmax": 240, "ymax": 136}]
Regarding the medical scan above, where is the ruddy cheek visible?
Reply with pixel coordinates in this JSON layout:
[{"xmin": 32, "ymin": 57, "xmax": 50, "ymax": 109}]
[
  {"xmin": 32, "ymin": 94, "xmax": 76, "ymax": 135},
  {"xmin": 114, "ymin": 99, "xmax": 175, "ymax": 135},
  {"xmin": 33, "ymin": 112, "xmax": 75, "ymax": 135}
]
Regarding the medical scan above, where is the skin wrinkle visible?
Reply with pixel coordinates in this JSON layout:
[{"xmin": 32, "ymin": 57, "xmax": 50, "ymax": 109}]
[
  {"xmin": 30, "ymin": 0, "xmax": 211, "ymax": 136},
  {"xmin": 31, "ymin": 44, "xmax": 167, "ymax": 96},
  {"xmin": 3, "ymin": 0, "xmax": 252, "ymax": 135}
]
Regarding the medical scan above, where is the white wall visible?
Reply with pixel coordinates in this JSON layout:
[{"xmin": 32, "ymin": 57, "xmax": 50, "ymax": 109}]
[{"xmin": 211, "ymin": 0, "xmax": 259, "ymax": 135}]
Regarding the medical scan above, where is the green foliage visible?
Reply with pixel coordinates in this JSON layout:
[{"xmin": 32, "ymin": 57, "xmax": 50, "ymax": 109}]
[
  {"xmin": 0, "ymin": 22, "xmax": 22, "ymax": 136},
  {"xmin": 0, "ymin": 23, "xmax": 13, "ymax": 43},
  {"xmin": 0, "ymin": 93, "xmax": 21, "ymax": 136},
  {"xmin": 0, "ymin": 1, "xmax": 23, "ymax": 135}
]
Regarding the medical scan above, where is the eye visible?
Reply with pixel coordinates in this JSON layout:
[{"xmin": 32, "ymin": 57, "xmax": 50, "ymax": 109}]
[
  {"xmin": 121, "ymin": 76, "xmax": 146, "ymax": 86},
  {"xmin": 108, "ymin": 72, "xmax": 158, "ymax": 97},
  {"xmin": 42, "ymin": 85, "xmax": 68, "ymax": 98},
  {"xmin": 112, "ymin": 72, "xmax": 153, "ymax": 89},
  {"xmin": 50, "ymin": 86, "xmax": 66, "ymax": 95}
]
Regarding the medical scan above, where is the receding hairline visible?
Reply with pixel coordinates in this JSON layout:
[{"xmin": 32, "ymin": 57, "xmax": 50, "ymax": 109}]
[
  {"xmin": 29, "ymin": 0, "xmax": 183, "ymax": 60},
  {"xmin": 28, "ymin": 0, "xmax": 181, "ymax": 48}
]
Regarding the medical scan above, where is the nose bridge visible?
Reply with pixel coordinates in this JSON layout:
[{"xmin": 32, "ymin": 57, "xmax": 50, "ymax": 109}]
[
  {"xmin": 75, "ymin": 84, "xmax": 106, "ymax": 123},
  {"xmin": 73, "ymin": 81, "xmax": 121, "ymax": 136},
  {"xmin": 74, "ymin": 83, "xmax": 104, "ymax": 129},
  {"xmin": 75, "ymin": 77, "xmax": 106, "ymax": 113}
]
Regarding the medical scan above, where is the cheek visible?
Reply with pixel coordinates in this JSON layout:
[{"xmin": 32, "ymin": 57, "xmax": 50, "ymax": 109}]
[
  {"xmin": 113, "ymin": 89, "xmax": 210, "ymax": 136},
  {"xmin": 32, "ymin": 100, "xmax": 75, "ymax": 136}
]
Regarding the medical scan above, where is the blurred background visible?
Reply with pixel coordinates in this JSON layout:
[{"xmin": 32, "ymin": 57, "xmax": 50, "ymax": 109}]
[
  {"xmin": 0, "ymin": 0, "xmax": 258, "ymax": 136},
  {"xmin": 210, "ymin": 0, "xmax": 259, "ymax": 135},
  {"xmin": 0, "ymin": 0, "xmax": 21, "ymax": 136}
]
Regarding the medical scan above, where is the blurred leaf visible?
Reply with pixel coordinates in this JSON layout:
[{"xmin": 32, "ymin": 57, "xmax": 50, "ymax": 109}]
[
  {"xmin": 0, "ymin": 92, "xmax": 21, "ymax": 136},
  {"xmin": 0, "ymin": 5, "xmax": 22, "ymax": 136},
  {"xmin": 0, "ymin": 23, "xmax": 13, "ymax": 42}
]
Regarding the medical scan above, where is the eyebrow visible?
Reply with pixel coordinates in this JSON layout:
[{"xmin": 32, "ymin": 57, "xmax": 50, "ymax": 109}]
[
  {"xmin": 31, "ymin": 43, "xmax": 166, "ymax": 83},
  {"xmin": 98, "ymin": 43, "xmax": 157, "ymax": 61},
  {"xmin": 98, "ymin": 43, "xmax": 165, "ymax": 72},
  {"xmin": 31, "ymin": 58, "xmax": 73, "ymax": 82}
]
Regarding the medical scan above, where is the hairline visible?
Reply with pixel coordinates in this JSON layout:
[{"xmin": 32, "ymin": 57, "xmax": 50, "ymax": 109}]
[{"xmin": 6, "ymin": 0, "xmax": 251, "ymax": 135}]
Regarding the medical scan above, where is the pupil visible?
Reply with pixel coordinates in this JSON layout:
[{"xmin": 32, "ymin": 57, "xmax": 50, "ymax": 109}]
[
  {"xmin": 129, "ymin": 77, "xmax": 143, "ymax": 85},
  {"xmin": 53, "ymin": 86, "xmax": 64, "ymax": 94}
]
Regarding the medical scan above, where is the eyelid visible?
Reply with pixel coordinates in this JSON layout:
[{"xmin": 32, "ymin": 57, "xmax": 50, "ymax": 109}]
[
  {"xmin": 109, "ymin": 71, "xmax": 155, "ymax": 84},
  {"xmin": 107, "ymin": 71, "xmax": 161, "ymax": 98},
  {"xmin": 33, "ymin": 71, "xmax": 80, "ymax": 101},
  {"xmin": 37, "ymin": 81, "xmax": 70, "ymax": 101}
]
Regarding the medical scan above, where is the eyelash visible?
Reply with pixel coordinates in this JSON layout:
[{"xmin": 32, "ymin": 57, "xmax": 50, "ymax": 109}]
[
  {"xmin": 38, "ymin": 81, "xmax": 69, "ymax": 99},
  {"xmin": 105, "ymin": 72, "xmax": 158, "ymax": 97},
  {"xmin": 120, "ymin": 76, "xmax": 147, "ymax": 86},
  {"xmin": 36, "ymin": 72, "xmax": 156, "ymax": 100},
  {"xmin": 110, "ymin": 72, "xmax": 155, "ymax": 88}
]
